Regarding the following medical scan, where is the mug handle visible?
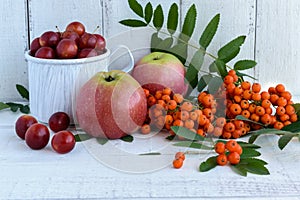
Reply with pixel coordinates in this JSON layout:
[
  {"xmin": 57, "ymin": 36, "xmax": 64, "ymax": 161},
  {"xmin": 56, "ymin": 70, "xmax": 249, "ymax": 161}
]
[{"xmin": 108, "ymin": 45, "xmax": 134, "ymax": 73}]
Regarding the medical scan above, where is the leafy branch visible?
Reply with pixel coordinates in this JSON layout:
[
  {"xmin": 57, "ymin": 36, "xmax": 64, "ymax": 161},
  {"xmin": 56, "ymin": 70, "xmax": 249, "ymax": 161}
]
[
  {"xmin": 0, "ymin": 84, "xmax": 30, "ymax": 114},
  {"xmin": 119, "ymin": 0, "xmax": 257, "ymax": 95}
]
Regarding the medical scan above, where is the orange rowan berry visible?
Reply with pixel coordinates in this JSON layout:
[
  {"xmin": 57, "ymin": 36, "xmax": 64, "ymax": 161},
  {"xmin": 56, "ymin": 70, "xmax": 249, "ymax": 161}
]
[
  {"xmin": 288, "ymin": 100, "xmax": 294, "ymax": 105},
  {"xmin": 162, "ymin": 87, "xmax": 172, "ymax": 95},
  {"xmin": 229, "ymin": 103, "xmax": 242, "ymax": 116},
  {"xmin": 270, "ymin": 116, "xmax": 277, "ymax": 125},
  {"xmin": 155, "ymin": 90, "xmax": 162, "ymax": 100},
  {"xmin": 167, "ymin": 100, "xmax": 177, "ymax": 110},
  {"xmin": 225, "ymin": 140, "xmax": 239, "ymax": 152},
  {"xmin": 233, "ymin": 95, "xmax": 242, "ymax": 103},
  {"xmin": 172, "ymin": 111, "xmax": 180, "ymax": 120},
  {"xmin": 147, "ymin": 96, "xmax": 157, "ymax": 106},
  {"xmin": 165, "ymin": 115, "xmax": 174, "ymax": 125},
  {"xmin": 260, "ymin": 114, "xmax": 272, "ymax": 125},
  {"xmin": 181, "ymin": 101, "xmax": 193, "ymax": 112},
  {"xmin": 268, "ymin": 87, "xmax": 276, "ymax": 94},
  {"xmin": 244, "ymin": 123, "xmax": 251, "ymax": 132},
  {"xmin": 228, "ymin": 69, "xmax": 236, "ymax": 76},
  {"xmin": 261, "ymin": 91, "xmax": 271, "ymax": 100},
  {"xmin": 180, "ymin": 110, "xmax": 190, "ymax": 121},
  {"xmin": 197, "ymin": 92, "xmax": 207, "ymax": 103},
  {"xmin": 194, "ymin": 109, "xmax": 203, "ymax": 117},
  {"xmin": 153, "ymin": 108, "xmax": 163, "ymax": 118},
  {"xmin": 279, "ymin": 114, "xmax": 290, "ymax": 122},
  {"xmin": 162, "ymin": 94, "xmax": 171, "ymax": 102},
  {"xmin": 276, "ymin": 106, "xmax": 286, "ymax": 116},
  {"xmin": 189, "ymin": 111, "xmax": 198, "ymax": 121},
  {"xmin": 175, "ymin": 152, "xmax": 185, "ymax": 161},
  {"xmin": 204, "ymin": 122, "xmax": 214, "ymax": 133},
  {"xmin": 241, "ymin": 81, "xmax": 251, "ymax": 90},
  {"xmin": 285, "ymin": 105, "xmax": 295, "ymax": 115},
  {"xmin": 274, "ymin": 121, "xmax": 284, "ymax": 130},
  {"xmin": 198, "ymin": 115, "xmax": 208, "ymax": 126},
  {"xmin": 235, "ymin": 144, "xmax": 243, "ymax": 155},
  {"xmin": 232, "ymin": 74, "xmax": 239, "ymax": 82},
  {"xmin": 261, "ymin": 99, "xmax": 271, "ymax": 109},
  {"xmin": 284, "ymin": 121, "xmax": 292, "ymax": 126},
  {"xmin": 173, "ymin": 119, "xmax": 184, "ymax": 127},
  {"xmin": 173, "ymin": 93, "xmax": 184, "ymax": 104},
  {"xmin": 216, "ymin": 154, "xmax": 228, "ymax": 166},
  {"xmin": 240, "ymin": 100, "xmax": 250, "ymax": 109},
  {"xmin": 141, "ymin": 124, "xmax": 151, "ymax": 134},
  {"xmin": 290, "ymin": 113, "xmax": 298, "ymax": 122},
  {"xmin": 234, "ymin": 86, "xmax": 243, "ymax": 96},
  {"xmin": 243, "ymin": 90, "xmax": 252, "ymax": 100},
  {"xmin": 255, "ymin": 106, "xmax": 266, "ymax": 116},
  {"xmin": 232, "ymin": 129, "xmax": 242, "ymax": 139},
  {"xmin": 275, "ymin": 84, "xmax": 285, "ymax": 93},
  {"xmin": 252, "ymin": 93, "xmax": 261, "ymax": 101},
  {"xmin": 202, "ymin": 94, "xmax": 214, "ymax": 108},
  {"xmin": 240, "ymin": 128, "xmax": 247, "ymax": 136},
  {"xmin": 224, "ymin": 75, "xmax": 234, "ymax": 85},
  {"xmin": 165, "ymin": 124, "xmax": 171, "ymax": 130},
  {"xmin": 173, "ymin": 158, "xmax": 183, "ymax": 169},
  {"xmin": 155, "ymin": 116, "xmax": 165, "ymax": 128},
  {"xmin": 197, "ymin": 129, "xmax": 205, "ymax": 137},
  {"xmin": 280, "ymin": 91, "xmax": 292, "ymax": 101},
  {"xmin": 216, "ymin": 117, "xmax": 226, "ymax": 128},
  {"xmin": 215, "ymin": 142, "xmax": 226, "ymax": 154},
  {"xmin": 226, "ymin": 83, "xmax": 236, "ymax": 94},
  {"xmin": 224, "ymin": 122, "xmax": 235, "ymax": 133},
  {"xmin": 222, "ymin": 131, "xmax": 232, "ymax": 139},
  {"xmin": 143, "ymin": 88, "xmax": 150, "ymax": 98},
  {"xmin": 213, "ymin": 127, "xmax": 223, "ymax": 137},
  {"xmin": 203, "ymin": 108, "xmax": 213, "ymax": 118},
  {"xmin": 248, "ymin": 103, "xmax": 257, "ymax": 113},
  {"xmin": 265, "ymin": 107, "xmax": 272, "ymax": 115},
  {"xmin": 270, "ymin": 94, "xmax": 279, "ymax": 105},
  {"xmin": 157, "ymin": 99, "xmax": 166, "ymax": 108},
  {"xmin": 184, "ymin": 119, "xmax": 195, "ymax": 129},
  {"xmin": 250, "ymin": 113, "xmax": 260, "ymax": 122},
  {"xmin": 241, "ymin": 110, "xmax": 251, "ymax": 119},
  {"xmin": 227, "ymin": 152, "xmax": 240, "ymax": 165},
  {"xmin": 252, "ymin": 83, "xmax": 261, "ymax": 93},
  {"xmin": 233, "ymin": 120, "xmax": 244, "ymax": 129},
  {"xmin": 277, "ymin": 97, "xmax": 287, "ymax": 107}
]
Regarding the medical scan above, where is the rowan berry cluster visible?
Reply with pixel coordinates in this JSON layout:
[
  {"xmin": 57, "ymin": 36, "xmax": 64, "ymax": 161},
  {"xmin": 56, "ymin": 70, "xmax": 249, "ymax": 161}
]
[
  {"xmin": 215, "ymin": 140, "xmax": 242, "ymax": 166},
  {"xmin": 172, "ymin": 152, "xmax": 185, "ymax": 169}
]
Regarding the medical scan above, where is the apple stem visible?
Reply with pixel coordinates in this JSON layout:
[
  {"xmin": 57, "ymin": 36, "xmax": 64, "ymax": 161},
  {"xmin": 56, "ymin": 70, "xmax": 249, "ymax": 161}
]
[
  {"xmin": 105, "ymin": 75, "xmax": 114, "ymax": 82},
  {"xmin": 153, "ymin": 56, "xmax": 160, "ymax": 60},
  {"xmin": 92, "ymin": 25, "xmax": 100, "ymax": 34}
]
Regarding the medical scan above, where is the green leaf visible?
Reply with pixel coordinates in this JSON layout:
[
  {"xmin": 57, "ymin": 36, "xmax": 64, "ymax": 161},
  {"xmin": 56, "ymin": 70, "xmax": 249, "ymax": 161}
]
[
  {"xmin": 237, "ymin": 141, "xmax": 261, "ymax": 149},
  {"xmin": 0, "ymin": 102, "xmax": 9, "ymax": 111},
  {"xmin": 165, "ymin": 135, "xmax": 175, "ymax": 141},
  {"xmin": 153, "ymin": 5, "xmax": 164, "ymax": 31},
  {"xmin": 239, "ymin": 162, "xmax": 270, "ymax": 175},
  {"xmin": 236, "ymin": 70, "xmax": 257, "ymax": 80},
  {"xmin": 208, "ymin": 76, "xmax": 223, "ymax": 94},
  {"xmin": 240, "ymin": 148, "xmax": 261, "ymax": 158},
  {"xmin": 120, "ymin": 135, "xmax": 134, "ymax": 142},
  {"xmin": 167, "ymin": 3, "xmax": 178, "ymax": 35},
  {"xmin": 119, "ymin": 19, "xmax": 147, "ymax": 27},
  {"xmin": 209, "ymin": 59, "xmax": 227, "ymax": 77},
  {"xmin": 151, "ymin": 32, "xmax": 163, "ymax": 52},
  {"xmin": 239, "ymin": 157, "xmax": 268, "ymax": 166},
  {"xmin": 235, "ymin": 115, "xmax": 265, "ymax": 127},
  {"xmin": 230, "ymin": 165, "xmax": 247, "ymax": 177},
  {"xmin": 278, "ymin": 133, "xmax": 297, "ymax": 150},
  {"xmin": 179, "ymin": 4, "xmax": 197, "ymax": 43},
  {"xmin": 20, "ymin": 105, "xmax": 30, "ymax": 114},
  {"xmin": 6, "ymin": 102, "xmax": 23, "ymax": 112},
  {"xmin": 96, "ymin": 137, "xmax": 109, "ymax": 145},
  {"xmin": 139, "ymin": 152, "xmax": 161, "ymax": 156},
  {"xmin": 74, "ymin": 134, "xmax": 92, "ymax": 142},
  {"xmin": 171, "ymin": 126, "xmax": 206, "ymax": 141},
  {"xmin": 282, "ymin": 120, "xmax": 300, "ymax": 132},
  {"xmin": 156, "ymin": 37, "xmax": 174, "ymax": 52},
  {"xmin": 293, "ymin": 103, "xmax": 300, "ymax": 117},
  {"xmin": 144, "ymin": 2, "xmax": 153, "ymax": 24},
  {"xmin": 197, "ymin": 74, "xmax": 213, "ymax": 92},
  {"xmin": 218, "ymin": 36, "xmax": 246, "ymax": 63},
  {"xmin": 234, "ymin": 60, "xmax": 257, "ymax": 71},
  {"xmin": 16, "ymin": 84, "xmax": 29, "ymax": 100},
  {"xmin": 185, "ymin": 50, "xmax": 205, "ymax": 85},
  {"xmin": 248, "ymin": 128, "xmax": 291, "ymax": 143},
  {"xmin": 200, "ymin": 14, "xmax": 220, "ymax": 49},
  {"xmin": 169, "ymin": 43, "xmax": 188, "ymax": 64},
  {"xmin": 248, "ymin": 134, "xmax": 259, "ymax": 144},
  {"xmin": 173, "ymin": 141, "xmax": 213, "ymax": 150},
  {"xmin": 128, "ymin": 0, "xmax": 144, "ymax": 18},
  {"xmin": 199, "ymin": 156, "xmax": 218, "ymax": 172}
]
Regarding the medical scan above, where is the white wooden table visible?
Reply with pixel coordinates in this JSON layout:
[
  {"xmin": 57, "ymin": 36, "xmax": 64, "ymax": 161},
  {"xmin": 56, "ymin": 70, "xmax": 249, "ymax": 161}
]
[{"xmin": 1, "ymin": 110, "xmax": 300, "ymax": 200}]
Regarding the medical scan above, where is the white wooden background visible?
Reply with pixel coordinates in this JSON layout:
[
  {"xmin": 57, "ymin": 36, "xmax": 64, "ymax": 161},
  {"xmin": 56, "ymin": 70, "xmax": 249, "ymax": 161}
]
[{"xmin": 1, "ymin": 0, "xmax": 300, "ymax": 101}]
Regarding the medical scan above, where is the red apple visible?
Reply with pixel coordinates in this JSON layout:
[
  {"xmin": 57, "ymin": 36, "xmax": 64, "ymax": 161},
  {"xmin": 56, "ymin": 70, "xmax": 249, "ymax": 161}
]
[
  {"xmin": 30, "ymin": 37, "xmax": 41, "ymax": 56},
  {"xmin": 132, "ymin": 52, "xmax": 188, "ymax": 95},
  {"xmin": 94, "ymin": 34, "xmax": 106, "ymax": 52},
  {"xmin": 39, "ymin": 31, "xmax": 60, "ymax": 47},
  {"xmin": 56, "ymin": 39, "xmax": 78, "ymax": 59},
  {"xmin": 76, "ymin": 70, "xmax": 147, "ymax": 139},
  {"xmin": 35, "ymin": 47, "xmax": 55, "ymax": 59},
  {"xmin": 79, "ymin": 33, "xmax": 97, "ymax": 49},
  {"xmin": 66, "ymin": 21, "xmax": 85, "ymax": 36},
  {"xmin": 77, "ymin": 48, "xmax": 98, "ymax": 58},
  {"xmin": 61, "ymin": 31, "xmax": 80, "ymax": 45},
  {"xmin": 25, "ymin": 123, "xmax": 50, "ymax": 150},
  {"xmin": 15, "ymin": 115, "xmax": 38, "ymax": 140}
]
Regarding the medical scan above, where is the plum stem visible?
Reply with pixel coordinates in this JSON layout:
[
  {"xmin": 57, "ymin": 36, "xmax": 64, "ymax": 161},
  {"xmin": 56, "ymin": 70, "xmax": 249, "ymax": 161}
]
[{"xmin": 93, "ymin": 25, "xmax": 100, "ymax": 34}]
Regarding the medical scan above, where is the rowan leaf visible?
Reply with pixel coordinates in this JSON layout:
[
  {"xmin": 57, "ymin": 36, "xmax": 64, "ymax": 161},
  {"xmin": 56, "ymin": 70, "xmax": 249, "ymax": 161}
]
[
  {"xmin": 208, "ymin": 76, "xmax": 223, "ymax": 94},
  {"xmin": 282, "ymin": 120, "xmax": 300, "ymax": 132},
  {"xmin": 179, "ymin": 4, "xmax": 197, "ymax": 43},
  {"xmin": 150, "ymin": 32, "xmax": 163, "ymax": 52},
  {"xmin": 16, "ymin": 84, "xmax": 29, "ymax": 100},
  {"xmin": 218, "ymin": 36, "xmax": 246, "ymax": 63},
  {"xmin": 234, "ymin": 60, "xmax": 257, "ymax": 71},
  {"xmin": 167, "ymin": 3, "xmax": 179, "ymax": 35},
  {"xmin": 0, "ymin": 102, "xmax": 9, "ymax": 111},
  {"xmin": 153, "ymin": 5, "xmax": 164, "ymax": 31},
  {"xmin": 119, "ymin": 19, "xmax": 147, "ymax": 27},
  {"xmin": 156, "ymin": 37, "xmax": 174, "ymax": 52},
  {"xmin": 120, "ymin": 135, "xmax": 134, "ymax": 142},
  {"xmin": 200, "ymin": 14, "xmax": 220, "ymax": 49},
  {"xmin": 199, "ymin": 156, "xmax": 218, "ymax": 172},
  {"xmin": 173, "ymin": 141, "xmax": 212, "ymax": 150},
  {"xmin": 169, "ymin": 43, "xmax": 188, "ymax": 64},
  {"xmin": 240, "ymin": 148, "xmax": 261, "ymax": 158},
  {"xmin": 144, "ymin": 2, "xmax": 153, "ymax": 24},
  {"xmin": 96, "ymin": 137, "xmax": 109, "ymax": 145},
  {"xmin": 230, "ymin": 165, "xmax": 247, "ymax": 177},
  {"xmin": 171, "ymin": 126, "xmax": 206, "ymax": 141},
  {"xmin": 185, "ymin": 50, "xmax": 205, "ymax": 86},
  {"xmin": 128, "ymin": 0, "xmax": 144, "ymax": 18},
  {"xmin": 74, "ymin": 134, "xmax": 92, "ymax": 142},
  {"xmin": 197, "ymin": 74, "xmax": 213, "ymax": 92},
  {"xmin": 278, "ymin": 133, "xmax": 297, "ymax": 150}
]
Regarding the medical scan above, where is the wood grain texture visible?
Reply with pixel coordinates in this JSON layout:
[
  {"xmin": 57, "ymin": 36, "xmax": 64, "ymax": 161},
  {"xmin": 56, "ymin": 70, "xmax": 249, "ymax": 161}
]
[
  {"xmin": 0, "ymin": 0, "xmax": 28, "ymax": 101},
  {"xmin": 255, "ymin": 0, "xmax": 300, "ymax": 95}
]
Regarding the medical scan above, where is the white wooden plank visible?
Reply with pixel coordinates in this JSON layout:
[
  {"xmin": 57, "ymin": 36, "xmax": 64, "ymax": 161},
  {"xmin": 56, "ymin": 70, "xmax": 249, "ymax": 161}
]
[
  {"xmin": 181, "ymin": 0, "xmax": 256, "ymax": 78},
  {"xmin": 0, "ymin": 0, "xmax": 28, "ymax": 102},
  {"xmin": 255, "ymin": 0, "xmax": 300, "ymax": 95},
  {"xmin": 28, "ymin": 0, "xmax": 103, "ymax": 41}
]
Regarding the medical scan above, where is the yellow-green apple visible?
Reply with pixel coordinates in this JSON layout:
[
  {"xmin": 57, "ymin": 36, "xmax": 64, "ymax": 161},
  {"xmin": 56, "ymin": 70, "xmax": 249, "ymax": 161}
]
[
  {"xmin": 76, "ymin": 70, "xmax": 147, "ymax": 139},
  {"xmin": 132, "ymin": 52, "xmax": 188, "ymax": 95}
]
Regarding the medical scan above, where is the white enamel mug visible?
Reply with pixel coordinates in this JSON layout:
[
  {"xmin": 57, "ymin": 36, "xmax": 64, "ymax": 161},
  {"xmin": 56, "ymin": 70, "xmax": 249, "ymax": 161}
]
[{"xmin": 25, "ymin": 45, "xmax": 134, "ymax": 124}]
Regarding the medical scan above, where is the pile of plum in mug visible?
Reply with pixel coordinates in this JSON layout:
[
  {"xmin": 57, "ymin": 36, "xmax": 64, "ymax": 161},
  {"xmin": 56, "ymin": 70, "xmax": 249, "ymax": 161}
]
[{"xmin": 30, "ymin": 21, "xmax": 106, "ymax": 59}]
